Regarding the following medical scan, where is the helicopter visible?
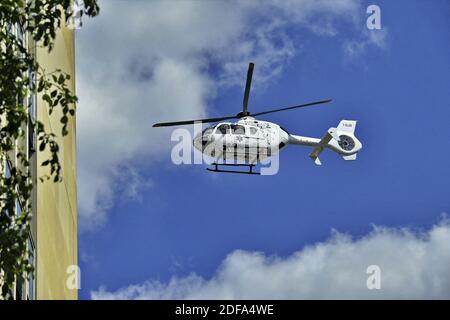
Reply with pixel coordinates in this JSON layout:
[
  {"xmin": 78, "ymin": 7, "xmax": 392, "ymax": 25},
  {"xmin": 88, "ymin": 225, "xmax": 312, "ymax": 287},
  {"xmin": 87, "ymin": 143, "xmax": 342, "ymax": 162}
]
[{"xmin": 153, "ymin": 62, "xmax": 362, "ymax": 175}]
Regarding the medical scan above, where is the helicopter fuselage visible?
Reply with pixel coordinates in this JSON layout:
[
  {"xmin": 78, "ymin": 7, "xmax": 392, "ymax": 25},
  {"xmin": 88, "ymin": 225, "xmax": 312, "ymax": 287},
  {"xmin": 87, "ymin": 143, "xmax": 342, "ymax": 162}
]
[
  {"xmin": 193, "ymin": 116, "xmax": 362, "ymax": 165},
  {"xmin": 193, "ymin": 117, "xmax": 289, "ymax": 163}
]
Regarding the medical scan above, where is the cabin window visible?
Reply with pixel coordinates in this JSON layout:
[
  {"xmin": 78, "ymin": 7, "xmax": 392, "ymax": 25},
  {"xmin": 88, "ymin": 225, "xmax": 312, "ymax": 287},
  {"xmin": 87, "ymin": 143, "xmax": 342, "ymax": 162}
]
[
  {"xmin": 231, "ymin": 124, "xmax": 245, "ymax": 135},
  {"xmin": 249, "ymin": 127, "xmax": 258, "ymax": 135},
  {"xmin": 216, "ymin": 124, "xmax": 230, "ymax": 135}
]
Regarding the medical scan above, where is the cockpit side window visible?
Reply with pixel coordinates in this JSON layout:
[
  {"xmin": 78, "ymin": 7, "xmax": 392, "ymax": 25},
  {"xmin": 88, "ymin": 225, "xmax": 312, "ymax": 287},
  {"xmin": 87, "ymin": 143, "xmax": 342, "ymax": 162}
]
[
  {"xmin": 231, "ymin": 124, "xmax": 246, "ymax": 135},
  {"xmin": 216, "ymin": 124, "xmax": 230, "ymax": 135},
  {"xmin": 249, "ymin": 127, "xmax": 258, "ymax": 135}
]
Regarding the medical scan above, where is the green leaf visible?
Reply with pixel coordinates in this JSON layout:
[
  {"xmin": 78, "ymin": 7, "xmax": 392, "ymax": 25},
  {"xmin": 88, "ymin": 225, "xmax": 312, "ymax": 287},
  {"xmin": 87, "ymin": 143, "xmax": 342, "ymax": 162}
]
[
  {"xmin": 43, "ymin": 93, "xmax": 52, "ymax": 105},
  {"xmin": 58, "ymin": 74, "xmax": 65, "ymax": 85}
]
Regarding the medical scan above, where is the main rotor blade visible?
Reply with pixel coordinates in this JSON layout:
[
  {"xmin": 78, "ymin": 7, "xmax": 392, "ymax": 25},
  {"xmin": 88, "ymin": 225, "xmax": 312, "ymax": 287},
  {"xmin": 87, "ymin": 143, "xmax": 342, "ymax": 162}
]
[
  {"xmin": 153, "ymin": 115, "xmax": 238, "ymax": 127},
  {"xmin": 153, "ymin": 99, "xmax": 332, "ymax": 127},
  {"xmin": 251, "ymin": 99, "xmax": 332, "ymax": 117},
  {"xmin": 242, "ymin": 62, "xmax": 254, "ymax": 115}
]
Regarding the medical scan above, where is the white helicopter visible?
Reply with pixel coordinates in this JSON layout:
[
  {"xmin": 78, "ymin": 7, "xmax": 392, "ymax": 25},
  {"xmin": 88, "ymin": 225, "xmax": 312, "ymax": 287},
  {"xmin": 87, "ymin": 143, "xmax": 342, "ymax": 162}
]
[{"xmin": 153, "ymin": 63, "xmax": 362, "ymax": 174}]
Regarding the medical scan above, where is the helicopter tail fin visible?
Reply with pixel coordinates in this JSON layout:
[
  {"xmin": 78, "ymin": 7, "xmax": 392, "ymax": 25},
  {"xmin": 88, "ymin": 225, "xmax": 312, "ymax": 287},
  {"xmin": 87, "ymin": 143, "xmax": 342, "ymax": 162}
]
[
  {"xmin": 336, "ymin": 120, "xmax": 357, "ymax": 135},
  {"xmin": 309, "ymin": 120, "xmax": 361, "ymax": 165}
]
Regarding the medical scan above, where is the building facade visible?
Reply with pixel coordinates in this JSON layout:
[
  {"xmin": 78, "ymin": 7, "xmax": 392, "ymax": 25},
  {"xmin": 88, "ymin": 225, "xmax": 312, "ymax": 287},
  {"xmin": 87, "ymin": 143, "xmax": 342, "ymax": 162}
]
[
  {"xmin": 34, "ymin": 21, "xmax": 78, "ymax": 300},
  {"xmin": 3, "ymin": 17, "xmax": 78, "ymax": 300}
]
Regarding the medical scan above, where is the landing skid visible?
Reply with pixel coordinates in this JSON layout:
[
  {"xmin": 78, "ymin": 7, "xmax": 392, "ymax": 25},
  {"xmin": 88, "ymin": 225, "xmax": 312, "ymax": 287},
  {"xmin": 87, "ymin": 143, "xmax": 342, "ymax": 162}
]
[{"xmin": 206, "ymin": 163, "xmax": 260, "ymax": 175}]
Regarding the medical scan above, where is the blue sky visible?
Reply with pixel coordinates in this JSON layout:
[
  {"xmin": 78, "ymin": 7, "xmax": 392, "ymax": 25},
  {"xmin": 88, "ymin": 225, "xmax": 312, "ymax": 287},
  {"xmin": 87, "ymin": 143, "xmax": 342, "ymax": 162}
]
[{"xmin": 76, "ymin": 0, "xmax": 450, "ymax": 299}]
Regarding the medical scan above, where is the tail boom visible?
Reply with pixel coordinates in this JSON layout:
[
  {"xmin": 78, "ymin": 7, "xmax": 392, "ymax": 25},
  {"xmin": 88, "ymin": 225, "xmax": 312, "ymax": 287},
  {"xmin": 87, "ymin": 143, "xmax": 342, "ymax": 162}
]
[{"xmin": 288, "ymin": 120, "xmax": 362, "ymax": 165}]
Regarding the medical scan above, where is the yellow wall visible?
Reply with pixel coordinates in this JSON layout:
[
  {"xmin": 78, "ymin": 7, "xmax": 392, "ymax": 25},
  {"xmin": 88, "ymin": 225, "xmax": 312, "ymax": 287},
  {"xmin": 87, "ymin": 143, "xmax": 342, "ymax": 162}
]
[{"xmin": 35, "ymin": 24, "xmax": 78, "ymax": 300}]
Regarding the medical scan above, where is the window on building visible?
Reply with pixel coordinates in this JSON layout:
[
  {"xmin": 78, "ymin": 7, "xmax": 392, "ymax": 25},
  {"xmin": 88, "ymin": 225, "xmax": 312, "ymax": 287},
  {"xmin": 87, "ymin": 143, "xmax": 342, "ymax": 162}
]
[
  {"xmin": 16, "ymin": 22, "xmax": 24, "ymax": 46},
  {"xmin": 28, "ymin": 70, "xmax": 36, "ymax": 122},
  {"xmin": 28, "ymin": 118, "xmax": 36, "ymax": 156},
  {"xmin": 3, "ymin": 161, "xmax": 12, "ymax": 217},
  {"xmin": 16, "ymin": 199, "xmax": 22, "ymax": 217},
  {"xmin": 5, "ymin": 160, "xmax": 12, "ymax": 178},
  {"xmin": 28, "ymin": 69, "xmax": 37, "ymax": 156},
  {"xmin": 27, "ymin": 236, "xmax": 35, "ymax": 300}
]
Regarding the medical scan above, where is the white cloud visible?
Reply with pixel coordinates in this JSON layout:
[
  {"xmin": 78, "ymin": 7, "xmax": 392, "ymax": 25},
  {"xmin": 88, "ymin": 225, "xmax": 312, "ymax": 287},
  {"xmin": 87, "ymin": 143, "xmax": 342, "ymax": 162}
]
[
  {"xmin": 91, "ymin": 219, "xmax": 450, "ymax": 299},
  {"xmin": 343, "ymin": 28, "xmax": 388, "ymax": 57},
  {"xmin": 76, "ymin": 0, "xmax": 380, "ymax": 229}
]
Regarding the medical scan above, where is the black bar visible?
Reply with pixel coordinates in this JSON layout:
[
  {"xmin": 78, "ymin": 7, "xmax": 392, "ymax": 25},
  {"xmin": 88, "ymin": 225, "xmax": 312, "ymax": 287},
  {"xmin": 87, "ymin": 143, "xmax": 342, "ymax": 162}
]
[{"xmin": 0, "ymin": 300, "xmax": 442, "ymax": 318}]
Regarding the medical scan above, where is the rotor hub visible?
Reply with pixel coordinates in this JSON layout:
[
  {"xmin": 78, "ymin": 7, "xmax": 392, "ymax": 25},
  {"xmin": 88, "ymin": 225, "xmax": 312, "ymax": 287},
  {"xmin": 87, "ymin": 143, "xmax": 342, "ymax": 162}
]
[{"xmin": 236, "ymin": 111, "xmax": 251, "ymax": 118}]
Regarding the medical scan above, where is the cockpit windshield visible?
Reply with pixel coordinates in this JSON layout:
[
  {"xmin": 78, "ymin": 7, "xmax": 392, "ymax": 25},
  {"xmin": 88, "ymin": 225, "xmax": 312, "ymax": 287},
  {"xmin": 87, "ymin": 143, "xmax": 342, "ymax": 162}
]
[
  {"xmin": 216, "ymin": 124, "xmax": 230, "ymax": 135},
  {"xmin": 231, "ymin": 124, "xmax": 246, "ymax": 135},
  {"xmin": 202, "ymin": 127, "xmax": 214, "ymax": 136}
]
